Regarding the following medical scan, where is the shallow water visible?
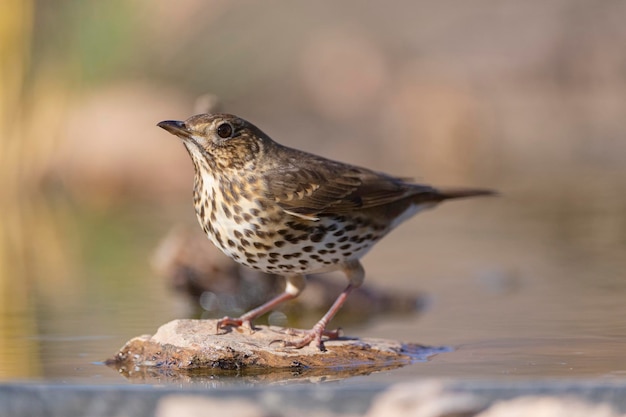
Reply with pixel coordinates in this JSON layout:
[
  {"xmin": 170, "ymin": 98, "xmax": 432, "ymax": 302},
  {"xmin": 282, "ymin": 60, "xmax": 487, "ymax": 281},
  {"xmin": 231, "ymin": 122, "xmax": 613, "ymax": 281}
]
[{"xmin": 1, "ymin": 193, "xmax": 625, "ymax": 386}]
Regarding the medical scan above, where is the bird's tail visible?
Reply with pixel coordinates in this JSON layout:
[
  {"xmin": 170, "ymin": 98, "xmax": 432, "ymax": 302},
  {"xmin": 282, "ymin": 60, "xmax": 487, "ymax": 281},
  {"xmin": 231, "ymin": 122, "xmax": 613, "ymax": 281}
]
[{"xmin": 437, "ymin": 187, "xmax": 498, "ymax": 201}]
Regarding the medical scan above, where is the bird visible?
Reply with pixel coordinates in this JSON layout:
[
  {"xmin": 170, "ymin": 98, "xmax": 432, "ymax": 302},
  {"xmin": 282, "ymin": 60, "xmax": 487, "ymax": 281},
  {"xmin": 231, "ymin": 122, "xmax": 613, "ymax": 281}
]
[{"xmin": 157, "ymin": 113, "xmax": 495, "ymax": 350}]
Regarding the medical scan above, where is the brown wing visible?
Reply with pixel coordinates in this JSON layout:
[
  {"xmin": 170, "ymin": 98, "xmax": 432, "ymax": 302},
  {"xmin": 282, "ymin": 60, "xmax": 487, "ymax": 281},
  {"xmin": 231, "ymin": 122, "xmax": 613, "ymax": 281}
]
[{"xmin": 263, "ymin": 149, "xmax": 437, "ymax": 219}]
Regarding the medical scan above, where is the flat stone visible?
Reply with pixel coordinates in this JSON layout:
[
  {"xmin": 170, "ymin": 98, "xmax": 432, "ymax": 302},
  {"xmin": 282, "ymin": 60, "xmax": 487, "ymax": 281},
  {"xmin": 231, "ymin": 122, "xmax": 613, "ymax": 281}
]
[{"xmin": 107, "ymin": 319, "xmax": 446, "ymax": 380}]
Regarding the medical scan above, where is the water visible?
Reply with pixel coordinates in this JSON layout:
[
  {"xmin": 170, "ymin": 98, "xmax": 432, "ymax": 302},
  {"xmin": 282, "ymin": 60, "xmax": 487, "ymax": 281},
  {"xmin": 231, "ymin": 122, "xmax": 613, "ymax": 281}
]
[{"xmin": 1, "ymin": 193, "xmax": 625, "ymax": 385}]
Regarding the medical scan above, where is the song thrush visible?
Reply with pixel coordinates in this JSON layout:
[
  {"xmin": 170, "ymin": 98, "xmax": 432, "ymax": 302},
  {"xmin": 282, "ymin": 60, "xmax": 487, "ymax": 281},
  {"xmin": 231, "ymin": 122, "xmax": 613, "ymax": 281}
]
[{"xmin": 158, "ymin": 113, "xmax": 494, "ymax": 350}]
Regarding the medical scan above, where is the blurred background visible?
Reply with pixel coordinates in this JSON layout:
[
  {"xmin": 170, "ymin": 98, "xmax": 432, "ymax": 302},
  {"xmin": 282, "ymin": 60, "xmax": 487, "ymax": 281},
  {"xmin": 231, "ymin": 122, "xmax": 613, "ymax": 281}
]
[{"xmin": 1, "ymin": 0, "xmax": 625, "ymax": 382}]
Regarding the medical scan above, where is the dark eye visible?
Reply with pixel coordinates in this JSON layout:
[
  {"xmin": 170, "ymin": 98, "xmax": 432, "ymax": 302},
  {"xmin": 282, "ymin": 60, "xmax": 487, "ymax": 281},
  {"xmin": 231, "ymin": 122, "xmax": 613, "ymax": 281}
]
[{"xmin": 216, "ymin": 122, "xmax": 233, "ymax": 139}]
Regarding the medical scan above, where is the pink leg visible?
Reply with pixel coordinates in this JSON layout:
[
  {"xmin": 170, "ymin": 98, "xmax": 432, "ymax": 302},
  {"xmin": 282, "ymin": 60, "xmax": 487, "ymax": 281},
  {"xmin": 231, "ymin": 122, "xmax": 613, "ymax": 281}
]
[
  {"xmin": 281, "ymin": 260, "xmax": 365, "ymax": 351},
  {"xmin": 282, "ymin": 284, "xmax": 355, "ymax": 350},
  {"xmin": 216, "ymin": 274, "xmax": 306, "ymax": 332},
  {"xmin": 217, "ymin": 291, "xmax": 296, "ymax": 332}
]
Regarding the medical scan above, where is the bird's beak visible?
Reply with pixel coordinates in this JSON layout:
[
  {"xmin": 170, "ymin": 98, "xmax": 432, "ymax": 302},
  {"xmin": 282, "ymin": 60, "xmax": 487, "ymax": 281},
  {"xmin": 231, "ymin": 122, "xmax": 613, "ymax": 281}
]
[{"xmin": 157, "ymin": 120, "xmax": 191, "ymax": 138}]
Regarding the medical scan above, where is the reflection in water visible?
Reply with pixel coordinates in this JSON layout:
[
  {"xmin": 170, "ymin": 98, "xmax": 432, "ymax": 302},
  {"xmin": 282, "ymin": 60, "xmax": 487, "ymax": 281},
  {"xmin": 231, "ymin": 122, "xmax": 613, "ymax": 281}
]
[
  {"xmin": 114, "ymin": 361, "xmax": 408, "ymax": 386},
  {"xmin": 0, "ymin": 191, "xmax": 77, "ymax": 379}
]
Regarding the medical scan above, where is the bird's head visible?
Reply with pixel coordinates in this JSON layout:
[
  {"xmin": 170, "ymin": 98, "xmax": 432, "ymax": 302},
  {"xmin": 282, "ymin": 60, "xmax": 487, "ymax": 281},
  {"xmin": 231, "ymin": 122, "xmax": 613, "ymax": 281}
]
[{"xmin": 158, "ymin": 113, "xmax": 270, "ymax": 172}]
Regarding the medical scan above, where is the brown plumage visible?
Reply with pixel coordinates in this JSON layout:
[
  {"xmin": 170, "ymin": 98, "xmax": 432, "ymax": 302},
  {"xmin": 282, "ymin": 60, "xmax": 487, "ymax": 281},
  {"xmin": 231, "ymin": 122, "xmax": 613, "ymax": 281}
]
[{"xmin": 158, "ymin": 113, "xmax": 495, "ymax": 350}]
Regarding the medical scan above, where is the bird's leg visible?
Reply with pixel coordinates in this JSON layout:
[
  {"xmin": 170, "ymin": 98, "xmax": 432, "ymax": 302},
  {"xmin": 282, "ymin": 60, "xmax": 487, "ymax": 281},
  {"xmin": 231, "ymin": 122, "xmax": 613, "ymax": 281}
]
[
  {"xmin": 216, "ymin": 274, "xmax": 305, "ymax": 333},
  {"xmin": 282, "ymin": 260, "xmax": 365, "ymax": 351}
]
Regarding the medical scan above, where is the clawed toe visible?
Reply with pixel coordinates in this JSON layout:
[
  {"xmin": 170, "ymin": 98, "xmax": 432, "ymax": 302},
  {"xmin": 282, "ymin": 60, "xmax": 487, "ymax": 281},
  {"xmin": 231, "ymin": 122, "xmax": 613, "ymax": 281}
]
[
  {"xmin": 216, "ymin": 316, "xmax": 254, "ymax": 334},
  {"xmin": 272, "ymin": 325, "xmax": 341, "ymax": 351}
]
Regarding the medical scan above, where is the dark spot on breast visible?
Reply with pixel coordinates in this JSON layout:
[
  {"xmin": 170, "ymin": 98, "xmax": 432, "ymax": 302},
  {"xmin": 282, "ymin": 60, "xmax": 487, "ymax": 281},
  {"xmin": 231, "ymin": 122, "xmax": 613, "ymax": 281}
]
[
  {"xmin": 340, "ymin": 244, "xmax": 351, "ymax": 250},
  {"xmin": 227, "ymin": 239, "xmax": 236, "ymax": 247},
  {"xmin": 343, "ymin": 252, "xmax": 353, "ymax": 257},
  {"xmin": 333, "ymin": 229, "xmax": 345, "ymax": 237},
  {"xmin": 240, "ymin": 238, "xmax": 250, "ymax": 247},
  {"xmin": 287, "ymin": 221, "xmax": 313, "ymax": 232},
  {"xmin": 233, "ymin": 215, "xmax": 243, "ymax": 224},
  {"xmin": 325, "ymin": 242, "xmax": 335, "ymax": 249},
  {"xmin": 221, "ymin": 191, "xmax": 232, "ymax": 205},
  {"xmin": 344, "ymin": 224, "xmax": 357, "ymax": 232},
  {"xmin": 233, "ymin": 230, "xmax": 243, "ymax": 239},
  {"xmin": 285, "ymin": 234, "xmax": 303, "ymax": 244},
  {"xmin": 299, "ymin": 259, "xmax": 309, "ymax": 266},
  {"xmin": 228, "ymin": 181, "xmax": 240, "ymax": 201},
  {"xmin": 337, "ymin": 236, "xmax": 349, "ymax": 243},
  {"xmin": 310, "ymin": 232, "xmax": 325, "ymax": 243},
  {"xmin": 268, "ymin": 258, "xmax": 279, "ymax": 264},
  {"xmin": 250, "ymin": 208, "xmax": 261, "ymax": 217},
  {"xmin": 302, "ymin": 246, "xmax": 314, "ymax": 252},
  {"xmin": 274, "ymin": 240, "xmax": 286, "ymax": 248},
  {"xmin": 255, "ymin": 198, "xmax": 270, "ymax": 211},
  {"xmin": 222, "ymin": 203, "xmax": 232, "ymax": 219},
  {"xmin": 242, "ymin": 213, "xmax": 253, "ymax": 222},
  {"xmin": 269, "ymin": 252, "xmax": 280, "ymax": 259}
]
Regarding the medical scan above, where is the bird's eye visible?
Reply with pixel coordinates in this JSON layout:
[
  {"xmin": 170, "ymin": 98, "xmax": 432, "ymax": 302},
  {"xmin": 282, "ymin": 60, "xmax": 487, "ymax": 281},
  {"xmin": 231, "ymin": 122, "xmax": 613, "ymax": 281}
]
[{"xmin": 216, "ymin": 122, "xmax": 233, "ymax": 139}]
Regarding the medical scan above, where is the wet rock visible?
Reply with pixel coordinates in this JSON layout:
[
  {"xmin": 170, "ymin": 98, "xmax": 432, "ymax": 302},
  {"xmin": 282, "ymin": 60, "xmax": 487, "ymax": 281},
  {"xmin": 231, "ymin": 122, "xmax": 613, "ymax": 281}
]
[{"xmin": 107, "ymin": 319, "xmax": 446, "ymax": 382}]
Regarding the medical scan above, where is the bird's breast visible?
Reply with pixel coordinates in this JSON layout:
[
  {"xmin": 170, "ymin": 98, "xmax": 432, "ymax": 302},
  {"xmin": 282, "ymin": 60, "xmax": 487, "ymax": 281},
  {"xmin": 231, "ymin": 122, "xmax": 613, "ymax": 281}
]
[{"xmin": 193, "ymin": 172, "xmax": 393, "ymax": 276}]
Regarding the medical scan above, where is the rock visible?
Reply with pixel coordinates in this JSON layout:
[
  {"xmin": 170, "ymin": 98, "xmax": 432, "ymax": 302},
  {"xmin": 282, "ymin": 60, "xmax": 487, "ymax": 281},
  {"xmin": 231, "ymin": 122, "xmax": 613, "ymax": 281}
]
[
  {"xmin": 476, "ymin": 396, "xmax": 625, "ymax": 417},
  {"xmin": 155, "ymin": 396, "xmax": 268, "ymax": 417},
  {"xmin": 366, "ymin": 381, "xmax": 486, "ymax": 417},
  {"xmin": 107, "ymin": 319, "xmax": 447, "ymax": 382},
  {"xmin": 366, "ymin": 382, "xmax": 626, "ymax": 417}
]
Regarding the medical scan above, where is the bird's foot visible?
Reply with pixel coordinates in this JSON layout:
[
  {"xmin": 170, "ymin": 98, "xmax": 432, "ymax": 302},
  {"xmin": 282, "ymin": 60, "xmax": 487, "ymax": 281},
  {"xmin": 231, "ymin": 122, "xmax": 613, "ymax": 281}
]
[
  {"xmin": 272, "ymin": 324, "xmax": 341, "ymax": 351},
  {"xmin": 216, "ymin": 316, "xmax": 255, "ymax": 334},
  {"xmin": 280, "ymin": 326, "xmax": 342, "ymax": 340}
]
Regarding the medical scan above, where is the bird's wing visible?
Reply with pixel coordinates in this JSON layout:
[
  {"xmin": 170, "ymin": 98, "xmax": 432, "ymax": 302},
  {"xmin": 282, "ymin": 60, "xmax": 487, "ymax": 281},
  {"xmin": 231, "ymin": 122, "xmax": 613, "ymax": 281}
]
[{"xmin": 263, "ymin": 153, "xmax": 437, "ymax": 219}]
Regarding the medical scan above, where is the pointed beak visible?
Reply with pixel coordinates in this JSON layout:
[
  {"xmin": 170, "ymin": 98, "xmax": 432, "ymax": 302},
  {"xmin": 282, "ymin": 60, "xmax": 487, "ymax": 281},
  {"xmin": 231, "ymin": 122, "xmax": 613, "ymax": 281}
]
[{"xmin": 157, "ymin": 120, "xmax": 191, "ymax": 138}]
